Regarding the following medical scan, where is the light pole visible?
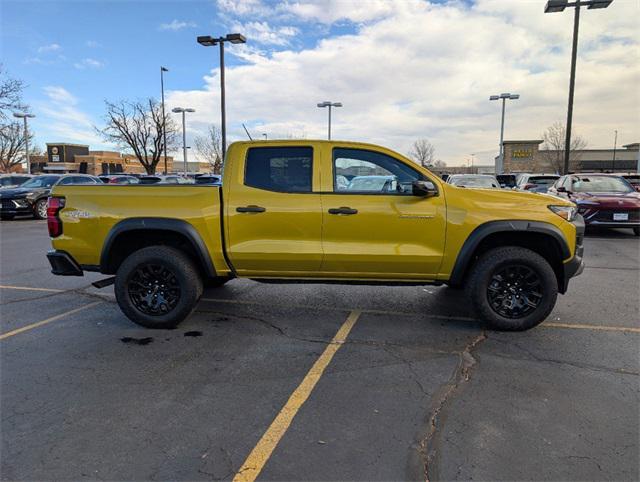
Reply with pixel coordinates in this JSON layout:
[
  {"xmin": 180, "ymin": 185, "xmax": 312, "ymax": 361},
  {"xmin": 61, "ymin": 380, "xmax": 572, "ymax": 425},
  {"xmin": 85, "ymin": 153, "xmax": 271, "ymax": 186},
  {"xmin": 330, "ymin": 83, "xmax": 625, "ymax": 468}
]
[
  {"xmin": 13, "ymin": 113, "xmax": 35, "ymax": 174},
  {"xmin": 544, "ymin": 0, "xmax": 613, "ymax": 175},
  {"xmin": 489, "ymin": 93, "xmax": 519, "ymax": 174},
  {"xmin": 172, "ymin": 107, "xmax": 195, "ymax": 174},
  {"xmin": 262, "ymin": 133, "xmax": 267, "ymax": 140},
  {"xmin": 197, "ymin": 33, "xmax": 246, "ymax": 159},
  {"xmin": 160, "ymin": 66, "xmax": 169, "ymax": 174},
  {"xmin": 611, "ymin": 129, "xmax": 617, "ymax": 172},
  {"xmin": 317, "ymin": 101, "xmax": 342, "ymax": 140}
]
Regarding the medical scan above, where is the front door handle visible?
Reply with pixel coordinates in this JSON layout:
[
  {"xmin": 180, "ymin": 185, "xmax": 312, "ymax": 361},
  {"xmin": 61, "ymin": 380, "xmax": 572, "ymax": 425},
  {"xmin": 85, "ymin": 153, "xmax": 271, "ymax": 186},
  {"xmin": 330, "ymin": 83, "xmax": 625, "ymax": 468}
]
[
  {"xmin": 236, "ymin": 205, "xmax": 266, "ymax": 213},
  {"xmin": 328, "ymin": 207, "xmax": 358, "ymax": 215}
]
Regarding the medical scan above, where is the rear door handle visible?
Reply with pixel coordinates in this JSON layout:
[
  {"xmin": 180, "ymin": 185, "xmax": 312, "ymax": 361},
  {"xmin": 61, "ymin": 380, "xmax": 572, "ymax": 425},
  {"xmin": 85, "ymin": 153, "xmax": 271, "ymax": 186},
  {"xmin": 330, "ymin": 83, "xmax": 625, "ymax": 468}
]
[
  {"xmin": 328, "ymin": 207, "xmax": 358, "ymax": 215},
  {"xmin": 236, "ymin": 205, "xmax": 266, "ymax": 213}
]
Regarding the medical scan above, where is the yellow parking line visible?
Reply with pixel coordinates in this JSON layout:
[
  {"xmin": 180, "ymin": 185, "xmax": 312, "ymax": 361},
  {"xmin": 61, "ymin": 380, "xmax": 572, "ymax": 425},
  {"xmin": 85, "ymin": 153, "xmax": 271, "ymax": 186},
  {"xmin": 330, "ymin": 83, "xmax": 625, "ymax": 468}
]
[
  {"xmin": 0, "ymin": 285, "xmax": 65, "ymax": 293},
  {"xmin": 543, "ymin": 322, "xmax": 640, "ymax": 333},
  {"xmin": 0, "ymin": 301, "xmax": 102, "ymax": 340},
  {"xmin": 233, "ymin": 310, "xmax": 362, "ymax": 482}
]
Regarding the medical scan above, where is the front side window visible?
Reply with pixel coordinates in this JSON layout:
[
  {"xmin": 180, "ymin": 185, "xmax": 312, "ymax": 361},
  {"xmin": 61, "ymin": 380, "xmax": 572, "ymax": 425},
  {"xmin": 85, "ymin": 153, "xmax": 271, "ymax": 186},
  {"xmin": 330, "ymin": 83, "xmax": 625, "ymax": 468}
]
[
  {"xmin": 22, "ymin": 176, "xmax": 59, "ymax": 188},
  {"xmin": 333, "ymin": 148, "xmax": 421, "ymax": 194},
  {"xmin": 245, "ymin": 147, "xmax": 313, "ymax": 193}
]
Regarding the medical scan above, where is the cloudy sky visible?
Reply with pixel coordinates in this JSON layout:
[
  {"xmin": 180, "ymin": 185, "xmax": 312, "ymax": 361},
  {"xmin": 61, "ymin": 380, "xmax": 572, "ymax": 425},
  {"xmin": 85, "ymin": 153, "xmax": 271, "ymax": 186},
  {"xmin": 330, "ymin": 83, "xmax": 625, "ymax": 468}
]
[{"xmin": 2, "ymin": 0, "xmax": 639, "ymax": 166}]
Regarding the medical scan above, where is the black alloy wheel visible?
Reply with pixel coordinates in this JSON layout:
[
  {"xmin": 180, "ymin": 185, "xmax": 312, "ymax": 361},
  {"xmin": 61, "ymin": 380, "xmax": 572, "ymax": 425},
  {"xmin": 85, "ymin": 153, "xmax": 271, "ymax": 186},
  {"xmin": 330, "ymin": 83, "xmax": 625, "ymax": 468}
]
[
  {"xmin": 127, "ymin": 264, "xmax": 181, "ymax": 316},
  {"xmin": 487, "ymin": 265, "xmax": 542, "ymax": 319}
]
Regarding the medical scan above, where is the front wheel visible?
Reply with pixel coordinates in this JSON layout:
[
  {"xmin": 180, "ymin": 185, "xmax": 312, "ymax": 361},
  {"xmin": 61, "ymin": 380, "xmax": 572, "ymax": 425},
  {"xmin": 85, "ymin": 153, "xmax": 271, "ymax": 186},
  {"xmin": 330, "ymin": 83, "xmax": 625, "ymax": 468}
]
[
  {"xmin": 34, "ymin": 198, "xmax": 48, "ymax": 219},
  {"xmin": 467, "ymin": 246, "xmax": 558, "ymax": 331},
  {"xmin": 115, "ymin": 246, "xmax": 203, "ymax": 329}
]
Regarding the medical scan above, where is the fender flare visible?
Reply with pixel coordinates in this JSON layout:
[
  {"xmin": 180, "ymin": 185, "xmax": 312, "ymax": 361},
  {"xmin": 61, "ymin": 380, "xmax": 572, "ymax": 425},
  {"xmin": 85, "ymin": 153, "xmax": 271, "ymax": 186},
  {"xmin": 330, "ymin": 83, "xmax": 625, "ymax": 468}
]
[
  {"xmin": 448, "ymin": 220, "xmax": 570, "ymax": 286},
  {"xmin": 100, "ymin": 217, "xmax": 216, "ymax": 277}
]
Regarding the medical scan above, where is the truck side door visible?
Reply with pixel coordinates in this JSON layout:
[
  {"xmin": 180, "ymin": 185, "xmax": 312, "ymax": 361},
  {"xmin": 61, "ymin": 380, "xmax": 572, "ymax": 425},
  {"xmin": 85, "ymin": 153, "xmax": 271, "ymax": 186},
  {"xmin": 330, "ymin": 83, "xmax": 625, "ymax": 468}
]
[
  {"xmin": 225, "ymin": 145, "xmax": 323, "ymax": 276},
  {"xmin": 319, "ymin": 147, "xmax": 446, "ymax": 279}
]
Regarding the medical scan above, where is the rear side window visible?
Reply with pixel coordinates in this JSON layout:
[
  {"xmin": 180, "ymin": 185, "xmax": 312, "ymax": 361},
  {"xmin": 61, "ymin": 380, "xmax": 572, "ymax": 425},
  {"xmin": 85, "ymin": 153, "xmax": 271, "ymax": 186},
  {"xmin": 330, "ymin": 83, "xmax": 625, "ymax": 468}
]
[{"xmin": 245, "ymin": 147, "xmax": 313, "ymax": 193}]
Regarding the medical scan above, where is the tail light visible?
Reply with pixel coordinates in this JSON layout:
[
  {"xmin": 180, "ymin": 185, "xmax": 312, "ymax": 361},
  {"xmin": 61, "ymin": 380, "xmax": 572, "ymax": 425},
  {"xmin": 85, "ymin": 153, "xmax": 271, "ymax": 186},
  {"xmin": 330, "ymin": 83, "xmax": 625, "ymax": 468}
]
[
  {"xmin": 523, "ymin": 183, "xmax": 536, "ymax": 190},
  {"xmin": 47, "ymin": 197, "xmax": 65, "ymax": 237}
]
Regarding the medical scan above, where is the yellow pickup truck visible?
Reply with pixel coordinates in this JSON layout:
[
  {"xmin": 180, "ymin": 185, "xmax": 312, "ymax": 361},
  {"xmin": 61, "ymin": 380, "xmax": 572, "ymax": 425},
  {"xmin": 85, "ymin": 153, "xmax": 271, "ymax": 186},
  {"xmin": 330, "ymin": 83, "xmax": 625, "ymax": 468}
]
[{"xmin": 46, "ymin": 140, "xmax": 584, "ymax": 331}]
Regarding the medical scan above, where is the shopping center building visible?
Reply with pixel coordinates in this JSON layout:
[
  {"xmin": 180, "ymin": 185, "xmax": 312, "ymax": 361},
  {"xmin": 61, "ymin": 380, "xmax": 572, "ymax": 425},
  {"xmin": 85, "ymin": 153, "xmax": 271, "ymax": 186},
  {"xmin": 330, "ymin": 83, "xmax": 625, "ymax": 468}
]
[
  {"xmin": 498, "ymin": 140, "xmax": 639, "ymax": 174},
  {"xmin": 29, "ymin": 143, "xmax": 179, "ymax": 175}
]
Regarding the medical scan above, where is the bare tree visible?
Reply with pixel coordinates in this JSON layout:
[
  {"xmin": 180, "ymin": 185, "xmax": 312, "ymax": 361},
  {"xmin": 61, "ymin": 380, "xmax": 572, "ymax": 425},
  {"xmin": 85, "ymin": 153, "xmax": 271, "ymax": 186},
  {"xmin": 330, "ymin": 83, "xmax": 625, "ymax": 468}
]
[
  {"xmin": 409, "ymin": 139, "xmax": 436, "ymax": 167},
  {"xmin": 433, "ymin": 159, "xmax": 447, "ymax": 168},
  {"xmin": 540, "ymin": 122, "xmax": 587, "ymax": 173},
  {"xmin": 0, "ymin": 66, "xmax": 27, "ymax": 122},
  {"xmin": 0, "ymin": 121, "xmax": 33, "ymax": 173},
  {"xmin": 97, "ymin": 98, "xmax": 177, "ymax": 174},
  {"xmin": 194, "ymin": 125, "xmax": 223, "ymax": 174}
]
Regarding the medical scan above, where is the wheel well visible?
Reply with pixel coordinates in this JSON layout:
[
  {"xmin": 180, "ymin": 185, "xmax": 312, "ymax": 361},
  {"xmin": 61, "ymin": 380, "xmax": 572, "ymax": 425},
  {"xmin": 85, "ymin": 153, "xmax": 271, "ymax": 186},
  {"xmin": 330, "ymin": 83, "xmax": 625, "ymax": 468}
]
[
  {"xmin": 459, "ymin": 231, "xmax": 565, "ymax": 291},
  {"xmin": 103, "ymin": 229, "xmax": 204, "ymax": 276}
]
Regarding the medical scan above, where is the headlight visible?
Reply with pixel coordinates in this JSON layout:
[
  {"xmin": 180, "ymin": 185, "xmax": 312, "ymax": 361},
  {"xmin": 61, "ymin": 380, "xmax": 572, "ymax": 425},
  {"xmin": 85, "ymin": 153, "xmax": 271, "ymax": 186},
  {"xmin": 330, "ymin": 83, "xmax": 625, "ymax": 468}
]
[
  {"xmin": 14, "ymin": 199, "xmax": 29, "ymax": 207},
  {"xmin": 548, "ymin": 205, "xmax": 577, "ymax": 221}
]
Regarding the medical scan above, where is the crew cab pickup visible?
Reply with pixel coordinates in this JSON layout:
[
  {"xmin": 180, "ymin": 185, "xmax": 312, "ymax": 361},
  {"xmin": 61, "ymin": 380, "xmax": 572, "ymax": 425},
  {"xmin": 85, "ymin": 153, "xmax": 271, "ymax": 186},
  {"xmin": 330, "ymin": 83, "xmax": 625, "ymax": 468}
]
[{"xmin": 46, "ymin": 140, "xmax": 584, "ymax": 331}]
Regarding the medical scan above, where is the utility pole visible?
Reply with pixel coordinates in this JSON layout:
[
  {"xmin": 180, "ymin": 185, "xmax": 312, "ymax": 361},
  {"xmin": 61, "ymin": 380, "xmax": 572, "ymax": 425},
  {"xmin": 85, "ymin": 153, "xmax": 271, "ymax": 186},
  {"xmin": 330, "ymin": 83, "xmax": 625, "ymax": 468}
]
[
  {"xmin": 611, "ymin": 129, "xmax": 617, "ymax": 172},
  {"xmin": 160, "ymin": 66, "xmax": 169, "ymax": 174}
]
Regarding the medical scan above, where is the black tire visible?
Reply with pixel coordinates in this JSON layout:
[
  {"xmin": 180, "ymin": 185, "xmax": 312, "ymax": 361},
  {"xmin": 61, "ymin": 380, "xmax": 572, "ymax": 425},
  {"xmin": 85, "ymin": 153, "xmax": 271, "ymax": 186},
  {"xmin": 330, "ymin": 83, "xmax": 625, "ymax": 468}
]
[
  {"xmin": 115, "ymin": 246, "xmax": 203, "ymax": 329},
  {"xmin": 204, "ymin": 277, "xmax": 231, "ymax": 288},
  {"xmin": 466, "ymin": 246, "xmax": 558, "ymax": 331},
  {"xmin": 633, "ymin": 227, "xmax": 639, "ymax": 236},
  {"xmin": 1, "ymin": 214, "xmax": 15, "ymax": 221},
  {"xmin": 34, "ymin": 198, "xmax": 48, "ymax": 219}
]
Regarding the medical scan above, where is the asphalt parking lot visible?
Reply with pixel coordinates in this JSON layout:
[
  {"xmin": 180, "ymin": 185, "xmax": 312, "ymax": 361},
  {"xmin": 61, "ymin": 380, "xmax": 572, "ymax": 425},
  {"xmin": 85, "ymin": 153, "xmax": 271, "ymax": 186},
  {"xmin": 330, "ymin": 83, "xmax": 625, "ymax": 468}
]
[{"xmin": 1, "ymin": 218, "xmax": 638, "ymax": 481}]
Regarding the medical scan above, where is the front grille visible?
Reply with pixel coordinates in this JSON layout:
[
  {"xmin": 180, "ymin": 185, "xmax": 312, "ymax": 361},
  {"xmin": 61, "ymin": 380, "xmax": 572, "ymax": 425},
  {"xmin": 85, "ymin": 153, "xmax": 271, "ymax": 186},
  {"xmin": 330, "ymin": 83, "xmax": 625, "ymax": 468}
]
[
  {"xmin": 1, "ymin": 199, "xmax": 15, "ymax": 209},
  {"xmin": 593, "ymin": 209, "xmax": 640, "ymax": 222}
]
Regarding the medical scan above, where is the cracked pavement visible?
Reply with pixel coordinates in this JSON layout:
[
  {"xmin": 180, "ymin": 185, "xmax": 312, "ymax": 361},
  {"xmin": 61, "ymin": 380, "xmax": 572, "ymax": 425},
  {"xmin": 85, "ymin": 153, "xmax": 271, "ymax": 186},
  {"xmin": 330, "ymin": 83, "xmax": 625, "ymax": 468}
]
[{"xmin": 1, "ymin": 220, "xmax": 639, "ymax": 481}]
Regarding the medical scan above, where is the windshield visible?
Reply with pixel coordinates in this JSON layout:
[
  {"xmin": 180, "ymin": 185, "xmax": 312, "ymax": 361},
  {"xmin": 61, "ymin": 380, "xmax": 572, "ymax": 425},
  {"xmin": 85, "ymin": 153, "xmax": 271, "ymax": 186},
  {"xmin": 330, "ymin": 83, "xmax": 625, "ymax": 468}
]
[
  {"xmin": 573, "ymin": 176, "xmax": 633, "ymax": 193},
  {"xmin": 451, "ymin": 176, "xmax": 499, "ymax": 188},
  {"xmin": 20, "ymin": 176, "xmax": 59, "ymax": 188},
  {"xmin": 527, "ymin": 176, "xmax": 558, "ymax": 186}
]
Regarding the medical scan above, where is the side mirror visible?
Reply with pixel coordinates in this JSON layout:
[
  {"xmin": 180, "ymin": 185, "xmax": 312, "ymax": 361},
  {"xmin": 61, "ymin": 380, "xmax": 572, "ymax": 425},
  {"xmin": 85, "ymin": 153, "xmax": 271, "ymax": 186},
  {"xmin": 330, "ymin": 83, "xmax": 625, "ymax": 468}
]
[
  {"xmin": 412, "ymin": 180, "xmax": 438, "ymax": 197},
  {"xmin": 556, "ymin": 186, "xmax": 567, "ymax": 193}
]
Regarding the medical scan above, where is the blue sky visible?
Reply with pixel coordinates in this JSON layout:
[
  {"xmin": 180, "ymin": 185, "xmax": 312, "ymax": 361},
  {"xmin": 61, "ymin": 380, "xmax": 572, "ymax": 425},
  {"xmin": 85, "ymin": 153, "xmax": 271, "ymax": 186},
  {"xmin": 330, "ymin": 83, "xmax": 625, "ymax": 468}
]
[{"xmin": 2, "ymin": 0, "xmax": 638, "ymax": 166}]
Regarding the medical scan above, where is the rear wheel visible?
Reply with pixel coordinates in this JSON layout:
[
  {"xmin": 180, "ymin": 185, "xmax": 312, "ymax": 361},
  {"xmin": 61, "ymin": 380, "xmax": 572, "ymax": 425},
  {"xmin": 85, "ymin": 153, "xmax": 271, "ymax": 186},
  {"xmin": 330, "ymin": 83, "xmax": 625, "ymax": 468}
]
[
  {"xmin": 115, "ymin": 246, "xmax": 203, "ymax": 329},
  {"xmin": 34, "ymin": 198, "xmax": 48, "ymax": 219},
  {"xmin": 467, "ymin": 246, "xmax": 558, "ymax": 331}
]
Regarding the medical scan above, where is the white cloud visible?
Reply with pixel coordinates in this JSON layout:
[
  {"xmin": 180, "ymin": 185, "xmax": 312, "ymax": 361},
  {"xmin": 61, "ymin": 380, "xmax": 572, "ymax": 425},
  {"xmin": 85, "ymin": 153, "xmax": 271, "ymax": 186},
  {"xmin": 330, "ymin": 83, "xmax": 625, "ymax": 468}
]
[
  {"xmin": 159, "ymin": 19, "xmax": 197, "ymax": 31},
  {"xmin": 171, "ymin": 0, "xmax": 639, "ymax": 166},
  {"xmin": 233, "ymin": 21, "xmax": 299, "ymax": 46},
  {"xmin": 38, "ymin": 43, "xmax": 61, "ymax": 53},
  {"xmin": 38, "ymin": 86, "xmax": 104, "ymax": 145},
  {"xmin": 74, "ymin": 58, "xmax": 105, "ymax": 69},
  {"xmin": 85, "ymin": 40, "xmax": 101, "ymax": 48}
]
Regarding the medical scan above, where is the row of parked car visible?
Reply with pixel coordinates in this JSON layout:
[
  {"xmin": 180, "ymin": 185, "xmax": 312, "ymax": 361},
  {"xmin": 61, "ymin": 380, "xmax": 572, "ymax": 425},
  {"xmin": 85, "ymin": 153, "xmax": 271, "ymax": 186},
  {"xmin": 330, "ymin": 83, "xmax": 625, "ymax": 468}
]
[
  {"xmin": 0, "ymin": 172, "xmax": 221, "ymax": 220},
  {"xmin": 442, "ymin": 172, "xmax": 640, "ymax": 236}
]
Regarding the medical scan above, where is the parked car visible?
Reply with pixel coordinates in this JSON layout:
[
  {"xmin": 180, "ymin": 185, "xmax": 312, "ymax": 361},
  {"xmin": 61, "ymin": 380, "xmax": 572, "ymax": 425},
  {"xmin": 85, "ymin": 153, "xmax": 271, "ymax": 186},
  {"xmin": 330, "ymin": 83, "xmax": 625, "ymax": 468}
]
[
  {"xmin": 194, "ymin": 174, "xmax": 222, "ymax": 185},
  {"xmin": 0, "ymin": 174, "xmax": 33, "ymax": 189},
  {"xmin": 549, "ymin": 173, "xmax": 639, "ymax": 235},
  {"xmin": 516, "ymin": 174, "xmax": 560, "ymax": 193},
  {"xmin": 47, "ymin": 140, "xmax": 584, "ymax": 332},
  {"xmin": 138, "ymin": 175, "xmax": 192, "ymax": 185},
  {"xmin": 0, "ymin": 174, "xmax": 101, "ymax": 220},
  {"xmin": 496, "ymin": 174, "xmax": 517, "ymax": 189},
  {"xmin": 447, "ymin": 174, "xmax": 501, "ymax": 189},
  {"xmin": 99, "ymin": 175, "xmax": 140, "ymax": 184}
]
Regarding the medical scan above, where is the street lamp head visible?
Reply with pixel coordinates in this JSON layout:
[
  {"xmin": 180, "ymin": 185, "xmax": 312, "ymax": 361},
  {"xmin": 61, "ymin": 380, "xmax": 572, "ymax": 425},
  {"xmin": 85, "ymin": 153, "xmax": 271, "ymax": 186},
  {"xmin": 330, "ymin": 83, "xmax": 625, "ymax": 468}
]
[
  {"xmin": 172, "ymin": 107, "xmax": 184, "ymax": 113},
  {"xmin": 332, "ymin": 102, "xmax": 343, "ymax": 108},
  {"xmin": 489, "ymin": 95, "xmax": 500, "ymax": 101},
  {"xmin": 544, "ymin": 0, "xmax": 568, "ymax": 13},
  {"xmin": 588, "ymin": 0, "xmax": 613, "ymax": 9},
  {"xmin": 317, "ymin": 101, "xmax": 331, "ymax": 108},
  {"xmin": 185, "ymin": 108, "xmax": 196, "ymax": 113},
  {"xmin": 500, "ymin": 93, "xmax": 512, "ymax": 98},
  {"xmin": 509, "ymin": 94, "xmax": 520, "ymax": 100},
  {"xmin": 225, "ymin": 33, "xmax": 246, "ymax": 44},
  {"xmin": 161, "ymin": 66, "xmax": 169, "ymax": 72},
  {"xmin": 13, "ymin": 112, "xmax": 35, "ymax": 119},
  {"xmin": 197, "ymin": 35, "xmax": 218, "ymax": 47}
]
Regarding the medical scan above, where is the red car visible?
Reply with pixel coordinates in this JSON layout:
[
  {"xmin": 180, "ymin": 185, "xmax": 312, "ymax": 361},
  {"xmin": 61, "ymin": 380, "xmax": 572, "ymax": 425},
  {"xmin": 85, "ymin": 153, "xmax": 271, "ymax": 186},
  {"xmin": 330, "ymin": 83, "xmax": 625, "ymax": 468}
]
[{"xmin": 549, "ymin": 173, "xmax": 640, "ymax": 236}]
